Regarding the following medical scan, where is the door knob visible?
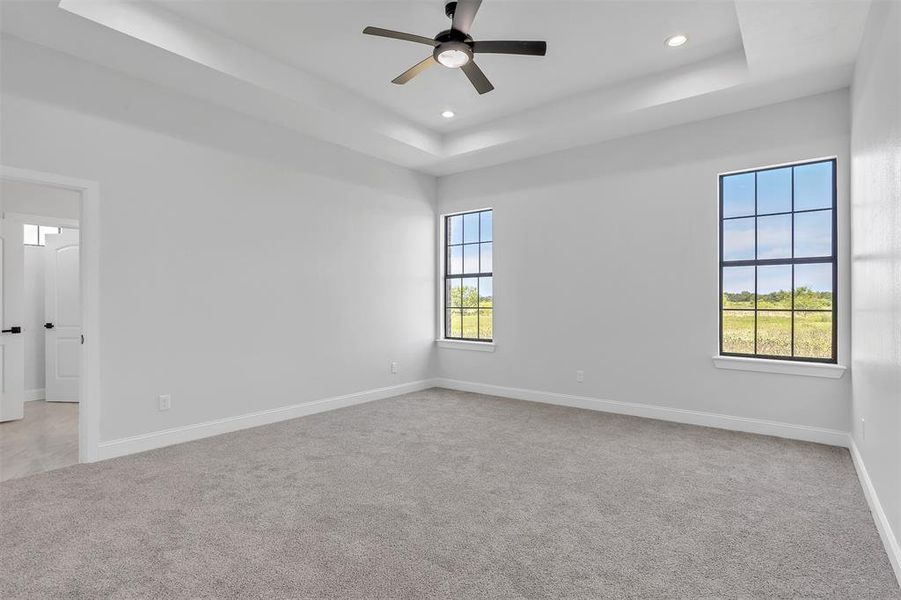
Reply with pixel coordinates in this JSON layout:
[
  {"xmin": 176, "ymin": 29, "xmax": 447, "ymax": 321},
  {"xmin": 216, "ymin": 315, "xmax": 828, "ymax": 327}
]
[
  {"xmin": 2, "ymin": 326, "xmax": 21, "ymax": 334},
  {"xmin": 44, "ymin": 322, "xmax": 55, "ymax": 329}
]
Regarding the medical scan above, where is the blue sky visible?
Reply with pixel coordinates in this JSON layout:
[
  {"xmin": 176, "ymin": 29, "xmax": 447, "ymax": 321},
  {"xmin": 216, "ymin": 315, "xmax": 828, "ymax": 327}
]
[
  {"xmin": 723, "ymin": 211, "xmax": 832, "ymax": 260},
  {"xmin": 722, "ymin": 161, "xmax": 833, "ymax": 262},
  {"xmin": 448, "ymin": 211, "xmax": 493, "ymax": 277},
  {"xmin": 449, "ymin": 211, "xmax": 492, "ymax": 245},
  {"xmin": 722, "ymin": 161, "xmax": 832, "ymax": 218}
]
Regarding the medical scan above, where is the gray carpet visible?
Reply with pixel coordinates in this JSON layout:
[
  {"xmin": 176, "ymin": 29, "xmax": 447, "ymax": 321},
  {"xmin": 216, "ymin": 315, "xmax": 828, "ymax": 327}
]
[{"xmin": 1, "ymin": 388, "xmax": 898, "ymax": 599}]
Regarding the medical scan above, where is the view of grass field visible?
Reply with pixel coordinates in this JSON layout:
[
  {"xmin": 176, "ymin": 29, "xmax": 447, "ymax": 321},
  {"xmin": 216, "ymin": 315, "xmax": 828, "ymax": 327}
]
[
  {"xmin": 447, "ymin": 308, "xmax": 493, "ymax": 339},
  {"xmin": 723, "ymin": 286, "xmax": 832, "ymax": 310},
  {"xmin": 722, "ymin": 287, "xmax": 833, "ymax": 358},
  {"xmin": 446, "ymin": 282, "xmax": 492, "ymax": 339}
]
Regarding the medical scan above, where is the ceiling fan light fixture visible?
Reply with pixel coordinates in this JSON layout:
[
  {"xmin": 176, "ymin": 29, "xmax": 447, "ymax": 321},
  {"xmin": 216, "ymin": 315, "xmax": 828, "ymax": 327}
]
[
  {"xmin": 436, "ymin": 47, "xmax": 472, "ymax": 68},
  {"xmin": 441, "ymin": 110, "xmax": 456, "ymax": 118},
  {"xmin": 665, "ymin": 34, "xmax": 688, "ymax": 47}
]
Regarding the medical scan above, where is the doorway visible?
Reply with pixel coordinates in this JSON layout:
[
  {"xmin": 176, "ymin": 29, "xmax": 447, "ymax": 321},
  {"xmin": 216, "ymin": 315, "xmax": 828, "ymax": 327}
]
[
  {"xmin": 0, "ymin": 185, "xmax": 80, "ymax": 480},
  {"xmin": 0, "ymin": 166, "xmax": 100, "ymax": 478}
]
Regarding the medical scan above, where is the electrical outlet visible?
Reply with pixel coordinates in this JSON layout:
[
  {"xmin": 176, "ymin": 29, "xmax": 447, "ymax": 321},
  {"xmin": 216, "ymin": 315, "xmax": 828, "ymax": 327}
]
[
  {"xmin": 860, "ymin": 418, "xmax": 866, "ymax": 440},
  {"xmin": 158, "ymin": 394, "xmax": 171, "ymax": 411},
  {"xmin": 390, "ymin": 361, "xmax": 398, "ymax": 375},
  {"xmin": 576, "ymin": 370, "xmax": 584, "ymax": 383}
]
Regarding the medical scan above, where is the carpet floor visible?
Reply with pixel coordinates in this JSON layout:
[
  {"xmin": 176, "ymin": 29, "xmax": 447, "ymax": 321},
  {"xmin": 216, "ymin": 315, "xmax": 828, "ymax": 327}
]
[{"xmin": 1, "ymin": 388, "xmax": 898, "ymax": 599}]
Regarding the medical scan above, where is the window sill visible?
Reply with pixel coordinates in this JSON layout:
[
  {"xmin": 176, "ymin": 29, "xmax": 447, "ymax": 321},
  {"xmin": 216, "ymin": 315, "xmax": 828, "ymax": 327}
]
[
  {"xmin": 712, "ymin": 356, "xmax": 846, "ymax": 379},
  {"xmin": 436, "ymin": 340, "xmax": 496, "ymax": 352}
]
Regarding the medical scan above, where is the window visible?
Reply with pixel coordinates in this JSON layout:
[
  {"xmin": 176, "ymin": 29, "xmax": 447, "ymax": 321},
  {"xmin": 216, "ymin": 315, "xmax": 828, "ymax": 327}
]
[
  {"xmin": 23, "ymin": 224, "xmax": 61, "ymax": 246},
  {"xmin": 719, "ymin": 159, "xmax": 836, "ymax": 362},
  {"xmin": 445, "ymin": 209, "xmax": 493, "ymax": 341}
]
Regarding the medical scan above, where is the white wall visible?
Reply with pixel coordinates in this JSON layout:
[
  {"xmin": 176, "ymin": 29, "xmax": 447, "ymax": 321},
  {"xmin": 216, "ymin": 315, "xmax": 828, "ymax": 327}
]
[
  {"xmin": 1, "ymin": 37, "xmax": 437, "ymax": 442},
  {"xmin": 850, "ymin": 0, "xmax": 901, "ymax": 579},
  {"xmin": 437, "ymin": 90, "xmax": 851, "ymax": 433},
  {"xmin": 23, "ymin": 245, "xmax": 45, "ymax": 396},
  {"xmin": 0, "ymin": 35, "xmax": 863, "ymax": 452}
]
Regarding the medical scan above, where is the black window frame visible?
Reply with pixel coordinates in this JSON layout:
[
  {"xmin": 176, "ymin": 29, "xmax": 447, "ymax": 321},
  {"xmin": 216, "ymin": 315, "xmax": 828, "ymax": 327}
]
[
  {"xmin": 444, "ymin": 209, "xmax": 493, "ymax": 342},
  {"xmin": 719, "ymin": 158, "xmax": 838, "ymax": 363}
]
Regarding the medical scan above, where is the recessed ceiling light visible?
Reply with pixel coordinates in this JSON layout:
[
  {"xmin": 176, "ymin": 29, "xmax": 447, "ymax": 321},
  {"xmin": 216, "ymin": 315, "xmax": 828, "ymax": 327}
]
[
  {"xmin": 665, "ymin": 34, "xmax": 688, "ymax": 47},
  {"xmin": 441, "ymin": 110, "xmax": 455, "ymax": 119}
]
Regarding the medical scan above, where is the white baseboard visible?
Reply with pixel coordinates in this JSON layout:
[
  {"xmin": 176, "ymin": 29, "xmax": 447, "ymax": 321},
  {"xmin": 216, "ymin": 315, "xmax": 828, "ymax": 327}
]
[
  {"xmin": 24, "ymin": 388, "xmax": 45, "ymax": 402},
  {"xmin": 97, "ymin": 376, "xmax": 848, "ymax": 459},
  {"xmin": 433, "ymin": 378, "xmax": 850, "ymax": 447},
  {"xmin": 97, "ymin": 379, "xmax": 435, "ymax": 461},
  {"xmin": 849, "ymin": 438, "xmax": 901, "ymax": 587}
]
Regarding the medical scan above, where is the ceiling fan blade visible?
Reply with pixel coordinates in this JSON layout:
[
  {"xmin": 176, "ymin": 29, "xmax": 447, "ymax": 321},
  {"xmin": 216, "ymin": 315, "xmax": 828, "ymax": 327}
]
[
  {"xmin": 471, "ymin": 40, "xmax": 547, "ymax": 56},
  {"xmin": 461, "ymin": 61, "xmax": 494, "ymax": 94},
  {"xmin": 363, "ymin": 26, "xmax": 437, "ymax": 47},
  {"xmin": 452, "ymin": 0, "xmax": 482, "ymax": 35},
  {"xmin": 392, "ymin": 57, "xmax": 437, "ymax": 85}
]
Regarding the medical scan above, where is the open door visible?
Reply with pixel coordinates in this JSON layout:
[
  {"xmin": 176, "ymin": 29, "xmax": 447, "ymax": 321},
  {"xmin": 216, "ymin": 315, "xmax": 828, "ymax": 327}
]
[
  {"xmin": 44, "ymin": 229, "xmax": 80, "ymax": 403},
  {"xmin": 0, "ymin": 219, "xmax": 25, "ymax": 421}
]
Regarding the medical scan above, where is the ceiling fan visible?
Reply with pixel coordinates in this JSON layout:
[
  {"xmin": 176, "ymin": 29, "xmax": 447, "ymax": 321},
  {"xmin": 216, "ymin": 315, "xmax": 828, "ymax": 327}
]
[{"xmin": 363, "ymin": 0, "xmax": 547, "ymax": 95}]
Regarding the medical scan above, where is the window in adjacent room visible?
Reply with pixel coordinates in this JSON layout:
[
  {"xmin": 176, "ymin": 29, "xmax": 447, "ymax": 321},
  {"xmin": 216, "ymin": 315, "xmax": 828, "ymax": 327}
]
[
  {"xmin": 720, "ymin": 159, "xmax": 836, "ymax": 362},
  {"xmin": 445, "ymin": 209, "xmax": 493, "ymax": 341},
  {"xmin": 23, "ymin": 224, "xmax": 61, "ymax": 246}
]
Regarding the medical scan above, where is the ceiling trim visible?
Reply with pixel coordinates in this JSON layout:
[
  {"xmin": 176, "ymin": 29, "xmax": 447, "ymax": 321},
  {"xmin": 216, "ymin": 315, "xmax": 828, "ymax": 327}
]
[
  {"xmin": 57, "ymin": 0, "xmax": 443, "ymax": 160},
  {"xmin": 0, "ymin": 0, "xmax": 868, "ymax": 175}
]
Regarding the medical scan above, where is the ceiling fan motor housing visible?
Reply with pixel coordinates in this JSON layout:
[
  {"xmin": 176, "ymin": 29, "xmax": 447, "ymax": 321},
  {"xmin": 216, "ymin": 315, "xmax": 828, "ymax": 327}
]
[
  {"xmin": 433, "ymin": 28, "xmax": 474, "ymax": 68},
  {"xmin": 435, "ymin": 29, "xmax": 470, "ymax": 44}
]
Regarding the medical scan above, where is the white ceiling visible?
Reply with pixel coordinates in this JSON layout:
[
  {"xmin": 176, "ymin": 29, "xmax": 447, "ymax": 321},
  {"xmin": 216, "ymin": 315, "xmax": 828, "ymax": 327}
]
[
  {"xmin": 154, "ymin": 0, "xmax": 744, "ymax": 131},
  {"xmin": 0, "ymin": 0, "xmax": 873, "ymax": 175}
]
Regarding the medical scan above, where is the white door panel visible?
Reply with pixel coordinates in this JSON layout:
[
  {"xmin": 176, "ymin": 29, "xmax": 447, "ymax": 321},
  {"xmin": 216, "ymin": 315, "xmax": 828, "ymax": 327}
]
[
  {"xmin": 44, "ymin": 229, "xmax": 80, "ymax": 403},
  {"xmin": 0, "ymin": 220, "xmax": 25, "ymax": 421}
]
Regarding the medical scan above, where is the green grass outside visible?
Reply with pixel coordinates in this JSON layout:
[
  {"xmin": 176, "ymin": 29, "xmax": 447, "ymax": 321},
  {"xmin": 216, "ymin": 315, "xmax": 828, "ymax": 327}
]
[
  {"xmin": 723, "ymin": 288, "xmax": 832, "ymax": 310},
  {"xmin": 447, "ymin": 281, "xmax": 493, "ymax": 340},
  {"xmin": 447, "ymin": 307, "xmax": 492, "ymax": 340},
  {"xmin": 446, "ymin": 285, "xmax": 831, "ymax": 352},
  {"xmin": 722, "ymin": 309, "xmax": 832, "ymax": 358}
]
